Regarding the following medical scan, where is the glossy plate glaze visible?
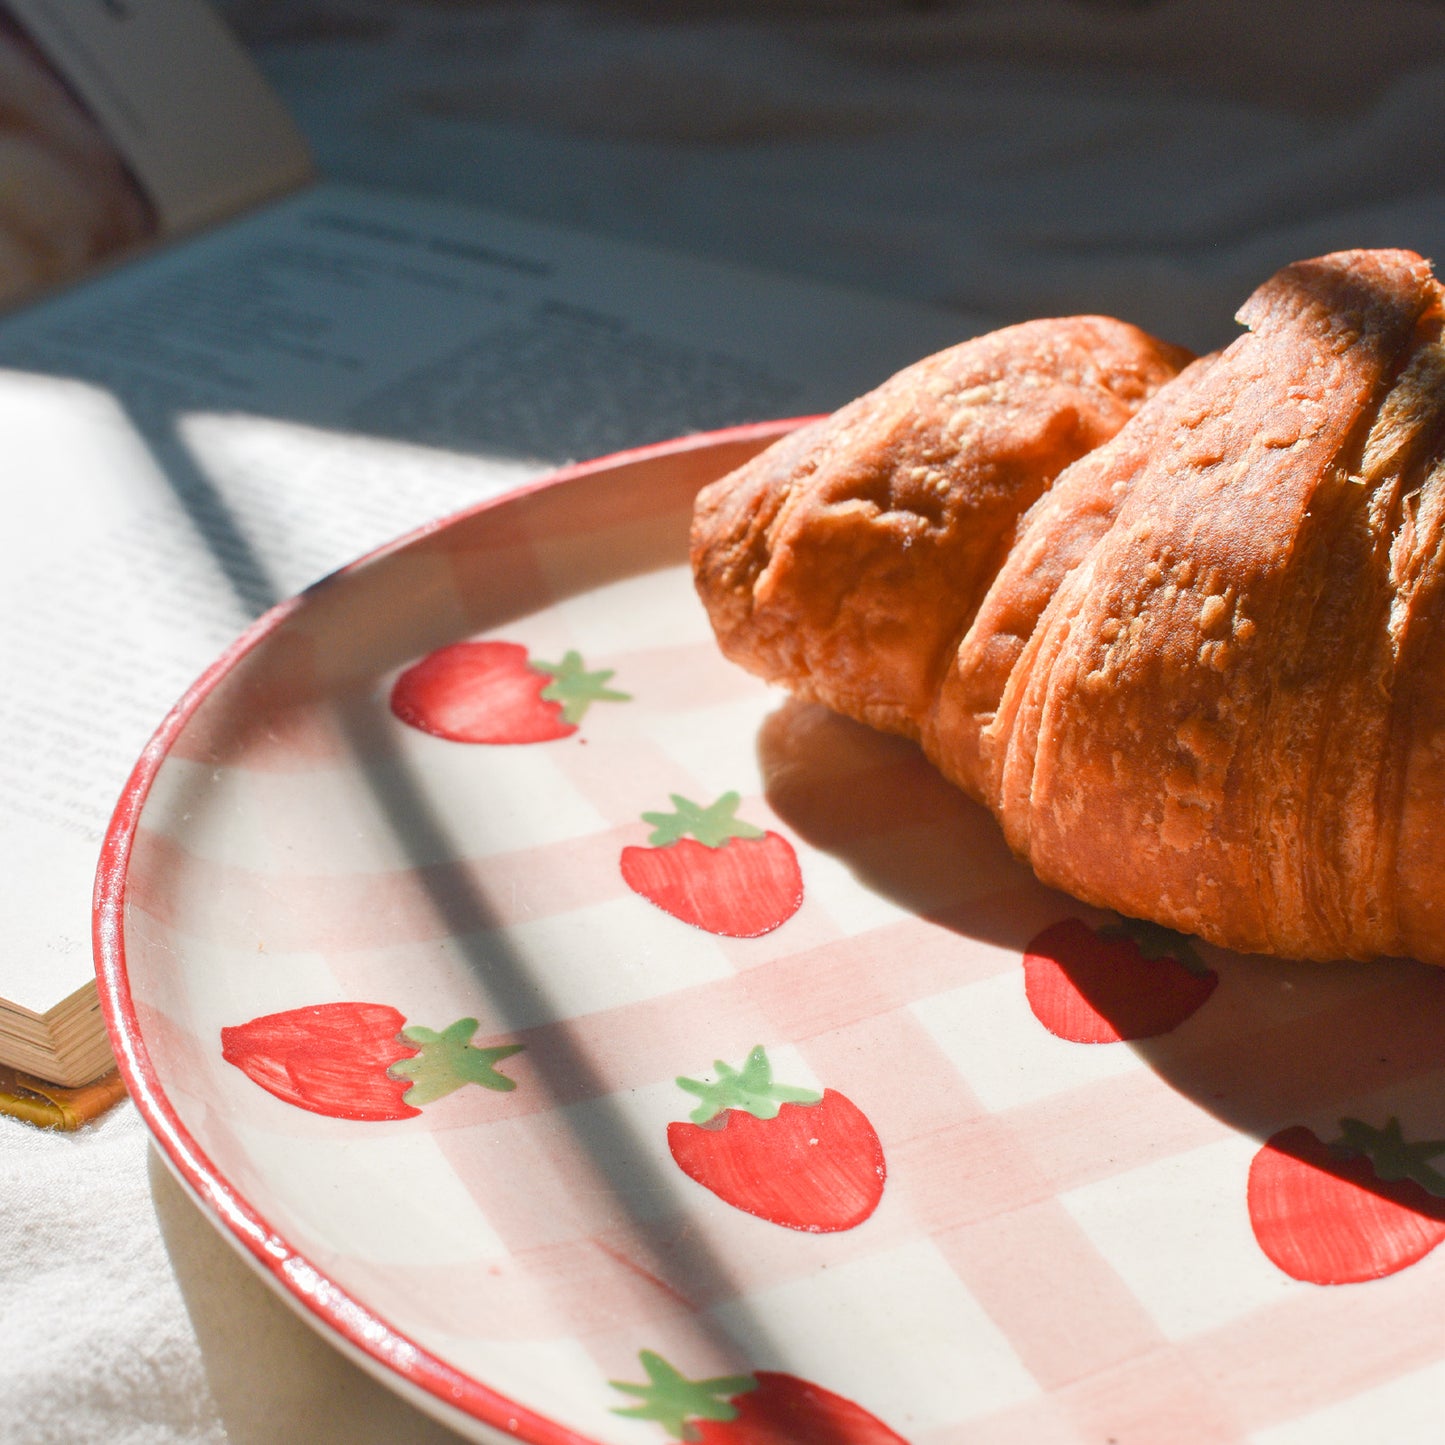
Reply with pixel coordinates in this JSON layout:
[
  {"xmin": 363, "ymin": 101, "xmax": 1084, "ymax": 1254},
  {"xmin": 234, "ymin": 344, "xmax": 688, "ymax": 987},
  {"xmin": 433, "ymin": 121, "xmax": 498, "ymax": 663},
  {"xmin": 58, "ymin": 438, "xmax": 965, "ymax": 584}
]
[{"xmin": 98, "ymin": 424, "xmax": 1445, "ymax": 1444}]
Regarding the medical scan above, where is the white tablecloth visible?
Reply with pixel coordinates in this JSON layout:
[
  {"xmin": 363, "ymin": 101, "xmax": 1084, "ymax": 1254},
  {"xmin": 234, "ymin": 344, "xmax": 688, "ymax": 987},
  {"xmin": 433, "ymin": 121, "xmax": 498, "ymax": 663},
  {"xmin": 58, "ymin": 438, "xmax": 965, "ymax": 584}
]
[{"xmin": 7, "ymin": 2, "xmax": 1445, "ymax": 1440}]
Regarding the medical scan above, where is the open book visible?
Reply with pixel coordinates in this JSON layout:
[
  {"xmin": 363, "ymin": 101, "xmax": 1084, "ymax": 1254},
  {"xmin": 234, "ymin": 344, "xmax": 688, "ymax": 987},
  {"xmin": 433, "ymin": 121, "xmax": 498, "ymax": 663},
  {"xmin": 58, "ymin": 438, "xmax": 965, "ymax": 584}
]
[{"xmin": 0, "ymin": 0, "xmax": 977, "ymax": 1088}]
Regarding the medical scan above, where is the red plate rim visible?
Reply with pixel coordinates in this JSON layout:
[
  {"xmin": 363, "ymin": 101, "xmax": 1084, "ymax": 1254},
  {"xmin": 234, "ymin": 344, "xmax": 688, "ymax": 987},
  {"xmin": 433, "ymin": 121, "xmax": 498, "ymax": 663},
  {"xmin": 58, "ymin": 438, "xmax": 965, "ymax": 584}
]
[{"xmin": 91, "ymin": 416, "xmax": 813, "ymax": 1443}]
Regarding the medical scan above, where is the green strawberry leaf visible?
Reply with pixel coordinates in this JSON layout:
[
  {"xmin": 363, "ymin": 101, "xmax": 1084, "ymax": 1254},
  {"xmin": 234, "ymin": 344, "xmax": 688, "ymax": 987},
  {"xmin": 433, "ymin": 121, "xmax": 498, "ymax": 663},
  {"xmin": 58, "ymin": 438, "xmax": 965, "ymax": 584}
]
[
  {"xmin": 389, "ymin": 1019, "xmax": 524, "ymax": 1106},
  {"xmin": 642, "ymin": 792, "xmax": 766, "ymax": 849},
  {"xmin": 1100, "ymin": 915, "xmax": 1210, "ymax": 976},
  {"xmin": 1330, "ymin": 1116, "xmax": 1445, "ymax": 1196},
  {"xmin": 609, "ymin": 1350, "xmax": 756, "ymax": 1441},
  {"xmin": 531, "ymin": 650, "xmax": 630, "ymax": 724},
  {"xmin": 676, "ymin": 1044, "xmax": 821, "ymax": 1124}
]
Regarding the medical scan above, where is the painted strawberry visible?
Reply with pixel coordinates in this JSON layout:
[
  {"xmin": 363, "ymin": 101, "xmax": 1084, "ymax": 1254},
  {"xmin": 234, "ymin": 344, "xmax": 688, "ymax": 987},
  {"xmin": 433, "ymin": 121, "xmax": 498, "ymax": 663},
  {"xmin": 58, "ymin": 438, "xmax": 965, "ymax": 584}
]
[
  {"xmin": 620, "ymin": 793, "xmax": 802, "ymax": 937},
  {"xmin": 610, "ymin": 1350, "xmax": 908, "ymax": 1444},
  {"xmin": 1248, "ymin": 1117, "xmax": 1445, "ymax": 1284},
  {"xmin": 1022, "ymin": 916, "xmax": 1217, "ymax": 1043},
  {"xmin": 665, "ymin": 1045, "xmax": 884, "ymax": 1232},
  {"xmin": 390, "ymin": 640, "xmax": 628, "ymax": 743},
  {"xmin": 220, "ymin": 1002, "xmax": 523, "ymax": 1121}
]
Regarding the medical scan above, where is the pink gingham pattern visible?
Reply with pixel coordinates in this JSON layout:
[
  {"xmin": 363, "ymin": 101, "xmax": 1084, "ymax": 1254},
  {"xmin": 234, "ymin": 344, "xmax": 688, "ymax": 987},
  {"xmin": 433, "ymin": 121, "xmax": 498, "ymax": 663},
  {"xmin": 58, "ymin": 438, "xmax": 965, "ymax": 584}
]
[{"xmin": 102, "ymin": 424, "xmax": 1445, "ymax": 1444}]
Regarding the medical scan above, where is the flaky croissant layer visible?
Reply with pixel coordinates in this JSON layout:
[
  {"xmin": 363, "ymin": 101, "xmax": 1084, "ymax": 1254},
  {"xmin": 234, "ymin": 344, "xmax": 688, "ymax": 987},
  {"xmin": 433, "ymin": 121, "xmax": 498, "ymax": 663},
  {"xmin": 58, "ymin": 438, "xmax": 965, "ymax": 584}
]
[{"xmin": 692, "ymin": 248, "xmax": 1445, "ymax": 966}]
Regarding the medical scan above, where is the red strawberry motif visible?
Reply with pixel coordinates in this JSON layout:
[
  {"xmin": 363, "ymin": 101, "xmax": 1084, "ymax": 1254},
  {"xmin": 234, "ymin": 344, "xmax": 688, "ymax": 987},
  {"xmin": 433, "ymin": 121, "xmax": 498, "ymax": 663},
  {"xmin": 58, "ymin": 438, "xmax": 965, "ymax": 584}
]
[
  {"xmin": 390, "ymin": 640, "xmax": 628, "ymax": 743},
  {"xmin": 610, "ymin": 1350, "xmax": 908, "ymax": 1444},
  {"xmin": 1248, "ymin": 1118, "xmax": 1445, "ymax": 1284},
  {"xmin": 666, "ymin": 1046, "xmax": 885, "ymax": 1232},
  {"xmin": 1023, "ymin": 916, "xmax": 1217, "ymax": 1043},
  {"xmin": 220, "ymin": 1002, "xmax": 523, "ymax": 1120},
  {"xmin": 620, "ymin": 793, "xmax": 802, "ymax": 937}
]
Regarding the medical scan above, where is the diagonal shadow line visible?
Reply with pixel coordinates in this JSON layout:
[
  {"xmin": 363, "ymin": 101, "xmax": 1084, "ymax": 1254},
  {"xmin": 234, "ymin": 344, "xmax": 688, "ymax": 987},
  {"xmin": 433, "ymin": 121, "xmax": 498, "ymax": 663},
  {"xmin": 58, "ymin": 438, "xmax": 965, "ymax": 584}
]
[
  {"xmin": 335, "ymin": 693, "xmax": 790, "ymax": 1367},
  {"xmin": 120, "ymin": 400, "xmax": 790, "ymax": 1385},
  {"xmin": 148, "ymin": 409, "xmax": 284, "ymax": 618}
]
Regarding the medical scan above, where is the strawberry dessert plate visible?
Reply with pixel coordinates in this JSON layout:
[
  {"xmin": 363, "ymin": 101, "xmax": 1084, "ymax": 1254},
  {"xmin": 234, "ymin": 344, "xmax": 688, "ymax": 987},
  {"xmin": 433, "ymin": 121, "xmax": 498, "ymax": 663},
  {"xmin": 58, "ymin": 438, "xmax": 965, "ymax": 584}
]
[{"xmin": 97, "ymin": 424, "xmax": 1445, "ymax": 1444}]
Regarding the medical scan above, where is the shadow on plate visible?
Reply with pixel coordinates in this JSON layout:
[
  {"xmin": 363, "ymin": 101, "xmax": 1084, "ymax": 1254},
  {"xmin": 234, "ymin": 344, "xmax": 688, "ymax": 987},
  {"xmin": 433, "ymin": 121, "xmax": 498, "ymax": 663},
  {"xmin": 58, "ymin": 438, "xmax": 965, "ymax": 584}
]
[{"xmin": 757, "ymin": 696, "xmax": 1445, "ymax": 1154}]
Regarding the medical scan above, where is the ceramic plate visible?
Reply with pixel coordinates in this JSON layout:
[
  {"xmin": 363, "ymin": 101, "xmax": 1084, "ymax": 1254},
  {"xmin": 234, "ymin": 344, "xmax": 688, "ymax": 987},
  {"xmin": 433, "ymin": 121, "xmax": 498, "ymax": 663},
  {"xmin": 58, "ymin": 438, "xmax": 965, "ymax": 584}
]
[{"xmin": 99, "ymin": 423, "xmax": 1445, "ymax": 1444}]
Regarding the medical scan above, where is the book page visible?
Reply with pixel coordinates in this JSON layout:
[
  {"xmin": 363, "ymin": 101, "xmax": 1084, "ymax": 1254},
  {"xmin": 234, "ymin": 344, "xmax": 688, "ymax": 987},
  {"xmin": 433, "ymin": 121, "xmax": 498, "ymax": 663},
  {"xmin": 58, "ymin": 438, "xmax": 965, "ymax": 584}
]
[
  {"xmin": 0, "ymin": 0, "xmax": 310, "ymax": 312},
  {"xmin": 0, "ymin": 181, "xmax": 977, "ymax": 1017}
]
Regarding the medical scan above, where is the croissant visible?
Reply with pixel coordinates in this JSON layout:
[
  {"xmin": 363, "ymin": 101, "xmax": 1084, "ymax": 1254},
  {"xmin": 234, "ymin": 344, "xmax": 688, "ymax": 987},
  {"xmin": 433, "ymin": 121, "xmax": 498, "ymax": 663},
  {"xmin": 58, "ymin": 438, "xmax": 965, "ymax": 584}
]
[{"xmin": 692, "ymin": 248, "xmax": 1445, "ymax": 966}]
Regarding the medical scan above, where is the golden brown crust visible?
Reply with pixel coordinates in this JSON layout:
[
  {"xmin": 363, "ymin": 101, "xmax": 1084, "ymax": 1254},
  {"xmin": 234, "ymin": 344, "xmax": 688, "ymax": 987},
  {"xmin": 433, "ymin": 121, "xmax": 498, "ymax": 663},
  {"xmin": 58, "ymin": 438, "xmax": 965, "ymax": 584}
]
[
  {"xmin": 928, "ymin": 349, "xmax": 1221, "ymax": 803},
  {"xmin": 692, "ymin": 248, "xmax": 1445, "ymax": 965},
  {"xmin": 1011, "ymin": 252, "xmax": 1442, "ymax": 960},
  {"xmin": 691, "ymin": 316, "xmax": 1193, "ymax": 741}
]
